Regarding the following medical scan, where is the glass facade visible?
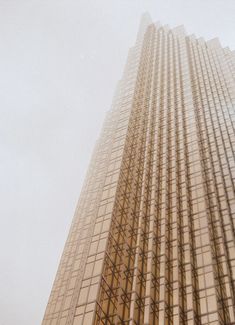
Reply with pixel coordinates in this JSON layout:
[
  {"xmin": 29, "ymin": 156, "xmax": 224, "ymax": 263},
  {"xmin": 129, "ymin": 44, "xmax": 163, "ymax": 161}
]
[{"xmin": 43, "ymin": 15, "xmax": 235, "ymax": 325}]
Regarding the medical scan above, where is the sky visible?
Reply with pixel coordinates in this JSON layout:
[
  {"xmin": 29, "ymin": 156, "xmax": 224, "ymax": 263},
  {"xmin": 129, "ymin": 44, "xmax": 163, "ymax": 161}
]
[{"xmin": 0, "ymin": 0, "xmax": 234, "ymax": 324}]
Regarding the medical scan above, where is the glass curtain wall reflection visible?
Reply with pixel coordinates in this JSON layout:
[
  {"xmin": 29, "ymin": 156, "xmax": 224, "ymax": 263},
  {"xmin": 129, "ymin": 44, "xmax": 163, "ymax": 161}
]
[{"xmin": 43, "ymin": 14, "xmax": 235, "ymax": 325}]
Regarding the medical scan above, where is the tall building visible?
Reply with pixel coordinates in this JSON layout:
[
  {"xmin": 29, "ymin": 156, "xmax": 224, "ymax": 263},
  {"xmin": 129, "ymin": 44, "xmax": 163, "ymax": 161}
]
[{"xmin": 43, "ymin": 14, "xmax": 235, "ymax": 325}]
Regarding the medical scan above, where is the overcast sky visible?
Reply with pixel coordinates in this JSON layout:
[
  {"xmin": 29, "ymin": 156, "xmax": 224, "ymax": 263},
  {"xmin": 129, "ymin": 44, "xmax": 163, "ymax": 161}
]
[{"xmin": 0, "ymin": 1, "xmax": 234, "ymax": 324}]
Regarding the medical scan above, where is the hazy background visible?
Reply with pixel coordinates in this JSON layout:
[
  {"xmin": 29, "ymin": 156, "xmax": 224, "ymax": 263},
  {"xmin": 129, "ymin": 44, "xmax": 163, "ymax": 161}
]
[{"xmin": 0, "ymin": 0, "xmax": 234, "ymax": 324}]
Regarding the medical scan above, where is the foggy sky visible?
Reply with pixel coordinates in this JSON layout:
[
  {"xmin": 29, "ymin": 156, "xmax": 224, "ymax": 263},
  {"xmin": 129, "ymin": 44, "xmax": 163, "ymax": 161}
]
[{"xmin": 0, "ymin": 1, "xmax": 234, "ymax": 324}]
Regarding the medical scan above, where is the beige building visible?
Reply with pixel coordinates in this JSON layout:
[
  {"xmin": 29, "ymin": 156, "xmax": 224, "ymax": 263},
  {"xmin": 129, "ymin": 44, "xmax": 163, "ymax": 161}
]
[{"xmin": 43, "ymin": 14, "xmax": 235, "ymax": 325}]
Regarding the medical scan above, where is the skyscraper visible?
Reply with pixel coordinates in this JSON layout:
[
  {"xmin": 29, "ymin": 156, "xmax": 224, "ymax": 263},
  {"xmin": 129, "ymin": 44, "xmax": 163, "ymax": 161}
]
[{"xmin": 43, "ymin": 14, "xmax": 235, "ymax": 325}]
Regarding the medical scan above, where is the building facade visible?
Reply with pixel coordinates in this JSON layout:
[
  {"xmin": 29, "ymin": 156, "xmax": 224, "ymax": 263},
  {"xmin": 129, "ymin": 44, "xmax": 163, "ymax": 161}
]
[{"xmin": 43, "ymin": 15, "xmax": 235, "ymax": 325}]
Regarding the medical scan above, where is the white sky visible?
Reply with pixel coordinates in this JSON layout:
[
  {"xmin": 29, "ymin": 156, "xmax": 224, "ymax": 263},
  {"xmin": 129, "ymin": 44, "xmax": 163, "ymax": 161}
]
[{"xmin": 0, "ymin": 0, "xmax": 234, "ymax": 324}]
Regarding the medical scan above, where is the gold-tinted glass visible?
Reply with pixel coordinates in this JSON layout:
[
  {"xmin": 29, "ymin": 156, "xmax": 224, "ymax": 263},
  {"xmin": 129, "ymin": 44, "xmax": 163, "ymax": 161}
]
[{"xmin": 43, "ymin": 15, "xmax": 235, "ymax": 325}]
